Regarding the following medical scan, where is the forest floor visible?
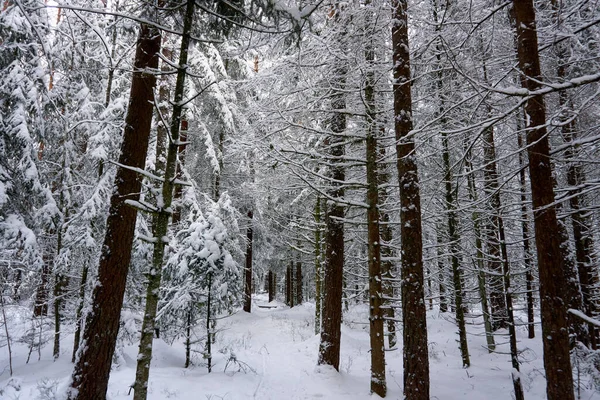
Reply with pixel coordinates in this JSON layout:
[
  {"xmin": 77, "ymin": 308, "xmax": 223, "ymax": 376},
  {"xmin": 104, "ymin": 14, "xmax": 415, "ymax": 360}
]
[{"xmin": 1, "ymin": 294, "xmax": 596, "ymax": 399}]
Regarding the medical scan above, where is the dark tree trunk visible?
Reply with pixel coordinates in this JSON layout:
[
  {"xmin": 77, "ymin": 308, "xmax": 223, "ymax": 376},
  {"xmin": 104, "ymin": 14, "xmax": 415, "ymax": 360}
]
[
  {"xmin": 286, "ymin": 263, "xmax": 292, "ymax": 306},
  {"xmin": 512, "ymin": 2, "xmax": 575, "ymax": 399},
  {"xmin": 133, "ymin": 2, "xmax": 195, "ymax": 398},
  {"xmin": 68, "ymin": 23, "xmax": 161, "ymax": 400},
  {"xmin": 295, "ymin": 260, "xmax": 303, "ymax": 305},
  {"xmin": 318, "ymin": 14, "xmax": 346, "ymax": 367},
  {"xmin": 364, "ymin": 8, "xmax": 386, "ymax": 393},
  {"xmin": 243, "ymin": 210, "xmax": 253, "ymax": 313},
  {"xmin": 482, "ymin": 124, "xmax": 508, "ymax": 331},
  {"xmin": 516, "ymin": 130, "xmax": 535, "ymax": 340},
  {"xmin": 392, "ymin": 1, "xmax": 429, "ymax": 398},
  {"xmin": 464, "ymin": 141, "xmax": 495, "ymax": 352},
  {"xmin": 378, "ymin": 144, "xmax": 396, "ymax": 348},
  {"xmin": 314, "ymin": 197, "xmax": 322, "ymax": 335},
  {"xmin": 33, "ymin": 260, "xmax": 50, "ymax": 317},
  {"xmin": 268, "ymin": 271, "xmax": 275, "ymax": 303}
]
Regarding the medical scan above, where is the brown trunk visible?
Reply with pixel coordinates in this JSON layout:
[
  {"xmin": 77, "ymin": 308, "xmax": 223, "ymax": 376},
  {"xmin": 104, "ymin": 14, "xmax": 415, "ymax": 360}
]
[
  {"xmin": 482, "ymin": 124, "xmax": 508, "ymax": 331},
  {"xmin": 392, "ymin": 1, "xmax": 429, "ymax": 398},
  {"xmin": 243, "ymin": 210, "xmax": 253, "ymax": 313},
  {"xmin": 512, "ymin": 2, "xmax": 574, "ymax": 399},
  {"xmin": 318, "ymin": 19, "xmax": 346, "ymax": 366},
  {"xmin": 68, "ymin": 23, "xmax": 161, "ymax": 400},
  {"xmin": 295, "ymin": 260, "xmax": 303, "ymax": 305},
  {"xmin": 268, "ymin": 271, "xmax": 274, "ymax": 303},
  {"xmin": 378, "ymin": 144, "xmax": 396, "ymax": 349},
  {"xmin": 33, "ymin": 259, "xmax": 50, "ymax": 317},
  {"xmin": 364, "ymin": 9, "xmax": 386, "ymax": 392},
  {"xmin": 516, "ymin": 130, "xmax": 535, "ymax": 339}
]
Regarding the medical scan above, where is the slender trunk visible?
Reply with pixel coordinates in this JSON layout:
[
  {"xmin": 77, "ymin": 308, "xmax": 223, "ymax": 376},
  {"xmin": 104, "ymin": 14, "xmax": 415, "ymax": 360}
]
[
  {"xmin": 243, "ymin": 210, "xmax": 253, "ymax": 313},
  {"xmin": 185, "ymin": 310, "xmax": 191, "ymax": 368},
  {"xmin": 314, "ymin": 197, "xmax": 322, "ymax": 334},
  {"xmin": 286, "ymin": 263, "xmax": 292, "ymax": 306},
  {"xmin": 206, "ymin": 273, "xmax": 212, "ymax": 373},
  {"xmin": 438, "ymin": 36, "xmax": 469, "ymax": 368},
  {"xmin": 364, "ymin": 8, "xmax": 386, "ymax": 393},
  {"xmin": 378, "ymin": 144, "xmax": 396, "ymax": 348},
  {"xmin": 72, "ymin": 261, "xmax": 89, "ymax": 362},
  {"xmin": 392, "ymin": 1, "xmax": 429, "ymax": 397},
  {"xmin": 0, "ymin": 293, "xmax": 13, "ymax": 376},
  {"xmin": 512, "ymin": 2, "xmax": 575, "ymax": 398},
  {"xmin": 464, "ymin": 142, "xmax": 495, "ymax": 352},
  {"xmin": 33, "ymin": 260, "xmax": 50, "ymax": 317},
  {"xmin": 499, "ymin": 223, "xmax": 525, "ymax": 400},
  {"xmin": 516, "ymin": 130, "xmax": 535, "ymax": 339},
  {"xmin": 133, "ymin": 3, "xmax": 194, "ymax": 399},
  {"xmin": 437, "ymin": 227, "xmax": 448, "ymax": 313},
  {"xmin": 53, "ymin": 185, "xmax": 67, "ymax": 360},
  {"xmin": 482, "ymin": 125, "xmax": 508, "ymax": 331},
  {"xmin": 68, "ymin": 21, "xmax": 161, "ymax": 400},
  {"xmin": 295, "ymin": 260, "xmax": 303, "ymax": 305}
]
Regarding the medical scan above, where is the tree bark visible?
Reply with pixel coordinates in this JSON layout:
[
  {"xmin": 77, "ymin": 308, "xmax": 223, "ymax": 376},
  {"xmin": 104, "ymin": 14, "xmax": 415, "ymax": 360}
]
[
  {"xmin": 318, "ymin": 12, "xmax": 346, "ymax": 367},
  {"xmin": 464, "ymin": 142, "xmax": 495, "ymax": 352},
  {"xmin": 516, "ymin": 130, "xmax": 535, "ymax": 339},
  {"xmin": 295, "ymin": 259, "xmax": 303, "ymax": 305},
  {"xmin": 364, "ymin": 7, "xmax": 386, "ymax": 392},
  {"xmin": 512, "ymin": 2, "xmax": 575, "ymax": 399},
  {"xmin": 392, "ymin": 1, "xmax": 429, "ymax": 398},
  {"xmin": 133, "ymin": 2, "xmax": 195, "ymax": 399},
  {"xmin": 243, "ymin": 210, "xmax": 253, "ymax": 313},
  {"xmin": 314, "ymin": 196, "xmax": 322, "ymax": 335},
  {"xmin": 68, "ymin": 22, "xmax": 161, "ymax": 400}
]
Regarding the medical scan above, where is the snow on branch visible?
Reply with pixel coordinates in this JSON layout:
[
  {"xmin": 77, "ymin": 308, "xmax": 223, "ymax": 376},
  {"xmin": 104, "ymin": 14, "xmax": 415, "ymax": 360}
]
[{"xmin": 568, "ymin": 309, "xmax": 600, "ymax": 328}]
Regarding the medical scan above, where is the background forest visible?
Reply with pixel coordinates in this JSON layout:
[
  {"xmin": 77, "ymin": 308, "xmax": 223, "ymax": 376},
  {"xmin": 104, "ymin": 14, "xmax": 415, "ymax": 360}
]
[{"xmin": 1, "ymin": 0, "xmax": 600, "ymax": 399}]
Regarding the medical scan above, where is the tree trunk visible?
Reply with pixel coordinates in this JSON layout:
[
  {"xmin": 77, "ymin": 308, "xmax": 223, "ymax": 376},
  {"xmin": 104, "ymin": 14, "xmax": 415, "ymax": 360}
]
[
  {"xmin": 391, "ymin": 1, "xmax": 429, "ymax": 398},
  {"xmin": 512, "ymin": 2, "xmax": 575, "ymax": 399},
  {"xmin": 482, "ymin": 124, "xmax": 508, "ymax": 331},
  {"xmin": 243, "ymin": 210, "xmax": 253, "ymax": 313},
  {"xmin": 314, "ymin": 196, "xmax": 322, "ymax": 335},
  {"xmin": 318, "ymin": 11, "xmax": 346, "ymax": 367},
  {"xmin": 33, "ymin": 260, "xmax": 50, "ymax": 317},
  {"xmin": 516, "ymin": 130, "xmax": 535, "ymax": 339},
  {"xmin": 72, "ymin": 260, "xmax": 89, "ymax": 363},
  {"xmin": 133, "ymin": 2, "xmax": 195, "ymax": 399},
  {"xmin": 464, "ymin": 142, "xmax": 495, "ymax": 352},
  {"xmin": 206, "ymin": 273, "xmax": 212, "ymax": 373},
  {"xmin": 378, "ymin": 143, "xmax": 396, "ymax": 348},
  {"xmin": 268, "ymin": 271, "xmax": 275, "ymax": 303},
  {"xmin": 68, "ymin": 22, "xmax": 161, "ymax": 400},
  {"xmin": 364, "ymin": 7, "xmax": 386, "ymax": 393},
  {"xmin": 295, "ymin": 259, "xmax": 303, "ymax": 305},
  {"xmin": 438, "ymin": 72, "xmax": 470, "ymax": 370}
]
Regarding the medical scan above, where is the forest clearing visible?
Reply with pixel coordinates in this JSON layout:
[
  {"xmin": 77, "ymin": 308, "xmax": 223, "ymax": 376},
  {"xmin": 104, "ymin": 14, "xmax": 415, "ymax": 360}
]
[{"xmin": 2, "ymin": 294, "xmax": 558, "ymax": 399}]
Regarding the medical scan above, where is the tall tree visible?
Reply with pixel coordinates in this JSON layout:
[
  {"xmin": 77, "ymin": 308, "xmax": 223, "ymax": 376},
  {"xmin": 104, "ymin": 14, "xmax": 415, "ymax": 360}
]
[
  {"xmin": 317, "ymin": 4, "xmax": 347, "ymax": 371},
  {"xmin": 512, "ymin": 1, "xmax": 574, "ymax": 399},
  {"xmin": 391, "ymin": 0, "xmax": 429, "ymax": 398},
  {"xmin": 364, "ymin": 1, "xmax": 386, "ymax": 395},
  {"xmin": 68, "ymin": 19, "xmax": 161, "ymax": 400},
  {"xmin": 133, "ymin": 1, "xmax": 196, "ymax": 398}
]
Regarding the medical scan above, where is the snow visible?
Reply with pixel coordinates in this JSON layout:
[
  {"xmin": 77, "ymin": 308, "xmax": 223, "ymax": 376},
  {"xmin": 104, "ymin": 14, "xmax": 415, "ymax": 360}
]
[{"xmin": 0, "ymin": 295, "xmax": 567, "ymax": 399}]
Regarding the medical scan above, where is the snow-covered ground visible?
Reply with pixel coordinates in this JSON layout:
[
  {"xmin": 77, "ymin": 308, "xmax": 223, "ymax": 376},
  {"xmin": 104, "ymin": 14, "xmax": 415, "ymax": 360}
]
[{"xmin": 0, "ymin": 294, "xmax": 592, "ymax": 399}]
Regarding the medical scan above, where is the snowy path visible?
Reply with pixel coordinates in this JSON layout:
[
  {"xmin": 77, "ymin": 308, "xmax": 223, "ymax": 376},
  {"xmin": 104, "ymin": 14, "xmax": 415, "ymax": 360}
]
[{"xmin": 0, "ymin": 295, "xmax": 572, "ymax": 399}]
